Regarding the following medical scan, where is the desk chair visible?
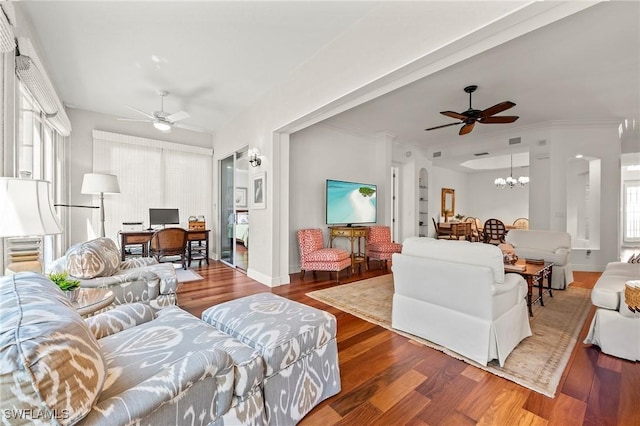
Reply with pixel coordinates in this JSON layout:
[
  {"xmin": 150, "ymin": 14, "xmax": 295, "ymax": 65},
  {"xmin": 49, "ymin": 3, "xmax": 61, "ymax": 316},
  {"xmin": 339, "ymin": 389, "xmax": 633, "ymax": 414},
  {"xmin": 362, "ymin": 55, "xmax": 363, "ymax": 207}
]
[{"xmin": 150, "ymin": 228, "xmax": 188, "ymax": 270}]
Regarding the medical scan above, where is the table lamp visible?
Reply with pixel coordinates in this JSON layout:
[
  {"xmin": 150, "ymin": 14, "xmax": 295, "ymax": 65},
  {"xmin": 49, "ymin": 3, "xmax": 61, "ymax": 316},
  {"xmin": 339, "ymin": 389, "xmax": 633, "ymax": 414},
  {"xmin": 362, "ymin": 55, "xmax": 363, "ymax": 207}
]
[
  {"xmin": 0, "ymin": 178, "xmax": 63, "ymax": 273},
  {"xmin": 81, "ymin": 173, "xmax": 120, "ymax": 237}
]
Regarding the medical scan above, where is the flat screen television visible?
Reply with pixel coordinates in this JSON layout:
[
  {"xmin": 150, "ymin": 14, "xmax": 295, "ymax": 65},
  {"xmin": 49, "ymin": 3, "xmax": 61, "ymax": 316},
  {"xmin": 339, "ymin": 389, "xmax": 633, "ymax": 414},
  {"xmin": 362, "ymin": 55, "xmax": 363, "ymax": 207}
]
[
  {"xmin": 326, "ymin": 179, "xmax": 377, "ymax": 226},
  {"xmin": 149, "ymin": 208, "xmax": 180, "ymax": 227}
]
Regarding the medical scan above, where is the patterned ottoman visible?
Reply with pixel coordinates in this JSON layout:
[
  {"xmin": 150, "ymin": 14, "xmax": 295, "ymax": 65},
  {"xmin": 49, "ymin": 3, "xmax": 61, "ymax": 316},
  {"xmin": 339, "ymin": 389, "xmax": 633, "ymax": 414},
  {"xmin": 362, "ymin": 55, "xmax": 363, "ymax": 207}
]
[{"xmin": 202, "ymin": 293, "xmax": 341, "ymax": 425}]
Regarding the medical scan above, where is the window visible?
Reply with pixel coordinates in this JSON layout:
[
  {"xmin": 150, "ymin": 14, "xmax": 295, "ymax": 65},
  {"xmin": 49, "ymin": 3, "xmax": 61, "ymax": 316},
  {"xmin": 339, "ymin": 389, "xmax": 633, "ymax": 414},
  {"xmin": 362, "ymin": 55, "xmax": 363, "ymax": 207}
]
[
  {"xmin": 11, "ymin": 82, "xmax": 67, "ymax": 266},
  {"xmin": 623, "ymin": 181, "xmax": 640, "ymax": 243},
  {"xmin": 92, "ymin": 131, "xmax": 213, "ymax": 240}
]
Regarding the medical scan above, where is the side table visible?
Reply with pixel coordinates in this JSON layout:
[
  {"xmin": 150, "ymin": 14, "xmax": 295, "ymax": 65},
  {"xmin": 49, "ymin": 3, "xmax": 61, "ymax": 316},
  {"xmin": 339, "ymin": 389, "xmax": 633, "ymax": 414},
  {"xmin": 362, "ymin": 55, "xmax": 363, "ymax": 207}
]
[
  {"xmin": 72, "ymin": 288, "xmax": 115, "ymax": 317},
  {"xmin": 505, "ymin": 260, "xmax": 554, "ymax": 316}
]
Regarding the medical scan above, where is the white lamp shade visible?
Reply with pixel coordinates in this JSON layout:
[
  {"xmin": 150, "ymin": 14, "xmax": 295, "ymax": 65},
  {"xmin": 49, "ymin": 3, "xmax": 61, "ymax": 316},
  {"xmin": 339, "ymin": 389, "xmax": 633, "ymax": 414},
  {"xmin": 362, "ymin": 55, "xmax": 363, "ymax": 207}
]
[
  {"xmin": 0, "ymin": 178, "xmax": 63, "ymax": 237},
  {"xmin": 81, "ymin": 173, "xmax": 120, "ymax": 194}
]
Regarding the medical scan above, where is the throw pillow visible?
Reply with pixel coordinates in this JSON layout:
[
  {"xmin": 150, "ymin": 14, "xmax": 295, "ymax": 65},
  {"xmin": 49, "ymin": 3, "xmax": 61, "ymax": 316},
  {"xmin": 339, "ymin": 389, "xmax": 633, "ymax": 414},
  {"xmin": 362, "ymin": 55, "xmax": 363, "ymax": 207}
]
[
  {"xmin": 66, "ymin": 237, "xmax": 120, "ymax": 279},
  {"xmin": 0, "ymin": 273, "xmax": 106, "ymax": 424}
]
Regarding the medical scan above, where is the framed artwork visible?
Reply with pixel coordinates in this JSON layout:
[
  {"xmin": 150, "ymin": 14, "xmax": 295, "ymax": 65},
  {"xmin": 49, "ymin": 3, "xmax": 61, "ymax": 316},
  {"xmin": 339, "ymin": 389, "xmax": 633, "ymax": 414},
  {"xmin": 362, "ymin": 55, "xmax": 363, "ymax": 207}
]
[
  {"xmin": 235, "ymin": 187, "xmax": 247, "ymax": 208},
  {"xmin": 251, "ymin": 172, "xmax": 266, "ymax": 209}
]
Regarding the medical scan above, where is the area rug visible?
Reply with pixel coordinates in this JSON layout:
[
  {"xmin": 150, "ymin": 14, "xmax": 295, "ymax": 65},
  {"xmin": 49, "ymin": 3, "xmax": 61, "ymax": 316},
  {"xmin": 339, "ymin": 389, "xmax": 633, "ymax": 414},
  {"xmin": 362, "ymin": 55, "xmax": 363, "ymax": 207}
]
[
  {"xmin": 175, "ymin": 268, "xmax": 204, "ymax": 283},
  {"xmin": 307, "ymin": 274, "xmax": 592, "ymax": 398}
]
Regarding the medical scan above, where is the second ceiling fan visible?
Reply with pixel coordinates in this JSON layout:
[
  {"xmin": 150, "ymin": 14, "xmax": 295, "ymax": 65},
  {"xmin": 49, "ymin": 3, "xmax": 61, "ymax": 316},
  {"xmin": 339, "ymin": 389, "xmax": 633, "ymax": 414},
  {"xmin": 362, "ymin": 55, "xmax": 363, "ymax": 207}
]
[{"xmin": 425, "ymin": 85, "xmax": 519, "ymax": 135}]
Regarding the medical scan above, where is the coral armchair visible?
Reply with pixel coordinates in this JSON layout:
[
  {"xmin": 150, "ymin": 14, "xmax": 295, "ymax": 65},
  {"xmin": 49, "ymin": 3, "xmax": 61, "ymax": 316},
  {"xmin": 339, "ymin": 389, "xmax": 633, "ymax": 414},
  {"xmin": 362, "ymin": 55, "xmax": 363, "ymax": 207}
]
[
  {"xmin": 298, "ymin": 229, "xmax": 351, "ymax": 283},
  {"xmin": 367, "ymin": 226, "xmax": 402, "ymax": 270}
]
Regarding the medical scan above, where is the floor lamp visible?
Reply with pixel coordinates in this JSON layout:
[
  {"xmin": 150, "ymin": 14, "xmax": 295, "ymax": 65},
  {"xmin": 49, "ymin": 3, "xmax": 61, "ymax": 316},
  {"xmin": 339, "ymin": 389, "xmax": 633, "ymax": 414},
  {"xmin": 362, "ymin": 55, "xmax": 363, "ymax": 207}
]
[
  {"xmin": 0, "ymin": 178, "xmax": 63, "ymax": 273},
  {"xmin": 81, "ymin": 173, "xmax": 120, "ymax": 238}
]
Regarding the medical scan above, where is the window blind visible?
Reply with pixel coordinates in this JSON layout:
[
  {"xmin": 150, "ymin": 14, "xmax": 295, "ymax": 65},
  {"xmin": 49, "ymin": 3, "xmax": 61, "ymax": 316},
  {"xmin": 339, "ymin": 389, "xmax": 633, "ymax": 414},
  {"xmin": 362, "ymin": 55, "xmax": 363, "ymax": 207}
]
[{"xmin": 92, "ymin": 131, "xmax": 213, "ymax": 243}]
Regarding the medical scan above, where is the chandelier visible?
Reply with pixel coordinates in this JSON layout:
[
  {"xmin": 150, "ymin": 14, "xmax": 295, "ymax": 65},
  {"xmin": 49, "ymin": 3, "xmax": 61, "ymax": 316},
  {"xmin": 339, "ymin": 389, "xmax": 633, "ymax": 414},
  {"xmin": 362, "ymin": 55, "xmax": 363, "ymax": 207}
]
[{"xmin": 494, "ymin": 155, "xmax": 529, "ymax": 189}]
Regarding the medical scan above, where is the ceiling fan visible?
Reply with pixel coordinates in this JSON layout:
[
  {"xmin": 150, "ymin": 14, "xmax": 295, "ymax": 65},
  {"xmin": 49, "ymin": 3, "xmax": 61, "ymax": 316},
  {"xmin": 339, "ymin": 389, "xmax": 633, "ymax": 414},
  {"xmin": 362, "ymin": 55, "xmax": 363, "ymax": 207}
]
[
  {"xmin": 425, "ymin": 85, "xmax": 519, "ymax": 136},
  {"xmin": 119, "ymin": 90, "xmax": 204, "ymax": 133}
]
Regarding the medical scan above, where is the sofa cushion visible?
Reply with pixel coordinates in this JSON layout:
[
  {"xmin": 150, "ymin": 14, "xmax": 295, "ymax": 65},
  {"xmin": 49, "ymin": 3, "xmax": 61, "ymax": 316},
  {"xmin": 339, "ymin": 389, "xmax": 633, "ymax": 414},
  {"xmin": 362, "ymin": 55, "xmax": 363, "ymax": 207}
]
[
  {"xmin": 96, "ymin": 306, "xmax": 256, "ymax": 401},
  {"xmin": 0, "ymin": 273, "xmax": 106, "ymax": 425},
  {"xmin": 66, "ymin": 237, "xmax": 120, "ymax": 279},
  {"xmin": 505, "ymin": 230, "xmax": 571, "ymax": 252},
  {"xmin": 402, "ymin": 237, "xmax": 505, "ymax": 283}
]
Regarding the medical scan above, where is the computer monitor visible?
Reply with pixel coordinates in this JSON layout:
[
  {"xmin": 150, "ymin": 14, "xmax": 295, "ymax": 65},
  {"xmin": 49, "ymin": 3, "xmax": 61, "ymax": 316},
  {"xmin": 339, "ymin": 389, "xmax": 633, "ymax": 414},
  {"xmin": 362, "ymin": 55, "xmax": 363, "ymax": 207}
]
[{"xmin": 149, "ymin": 208, "xmax": 179, "ymax": 227}]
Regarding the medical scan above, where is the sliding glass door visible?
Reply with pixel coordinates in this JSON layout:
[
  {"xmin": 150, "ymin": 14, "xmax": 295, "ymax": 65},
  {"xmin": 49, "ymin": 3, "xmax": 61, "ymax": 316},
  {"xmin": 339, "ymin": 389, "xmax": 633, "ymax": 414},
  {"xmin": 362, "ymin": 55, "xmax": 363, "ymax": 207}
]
[{"xmin": 220, "ymin": 155, "xmax": 235, "ymax": 266}]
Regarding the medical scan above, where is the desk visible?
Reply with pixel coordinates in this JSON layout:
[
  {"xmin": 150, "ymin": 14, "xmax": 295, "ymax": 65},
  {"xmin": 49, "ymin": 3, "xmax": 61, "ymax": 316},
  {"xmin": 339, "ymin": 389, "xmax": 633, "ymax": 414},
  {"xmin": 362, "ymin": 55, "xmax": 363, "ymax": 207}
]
[
  {"xmin": 328, "ymin": 226, "xmax": 368, "ymax": 273},
  {"xmin": 438, "ymin": 222, "xmax": 472, "ymax": 240},
  {"xmin": 119, "ymin": 229, "xmax": 210, "ymax": 266}
]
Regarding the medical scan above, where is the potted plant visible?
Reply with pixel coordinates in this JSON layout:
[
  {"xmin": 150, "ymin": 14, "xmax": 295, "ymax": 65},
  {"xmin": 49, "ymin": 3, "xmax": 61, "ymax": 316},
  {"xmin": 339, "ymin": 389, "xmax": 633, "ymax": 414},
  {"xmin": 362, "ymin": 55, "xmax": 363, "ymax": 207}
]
[{"xmin": 48, "ymin": 271, "xmax": 81, "ymax": 301}]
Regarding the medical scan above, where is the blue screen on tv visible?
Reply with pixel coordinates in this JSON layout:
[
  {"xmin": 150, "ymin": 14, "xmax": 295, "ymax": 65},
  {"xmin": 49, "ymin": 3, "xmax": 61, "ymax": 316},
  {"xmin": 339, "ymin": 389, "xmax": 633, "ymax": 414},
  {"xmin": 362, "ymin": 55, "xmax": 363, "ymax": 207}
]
[{"xmin": 326, "ymin": 179, "xmax": 377, "ymax": 225}]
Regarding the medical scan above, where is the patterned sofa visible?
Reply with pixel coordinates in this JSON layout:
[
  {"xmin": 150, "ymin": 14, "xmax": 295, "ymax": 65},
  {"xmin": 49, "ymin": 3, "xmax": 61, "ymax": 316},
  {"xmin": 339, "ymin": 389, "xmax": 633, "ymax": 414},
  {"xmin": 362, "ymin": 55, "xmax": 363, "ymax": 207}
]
[
  {"xmin": 47, "ymin": 237, "xmax": 178, "ymax": 310},
  {"xmin": 1, "ymin": 273, "xmax": 341, "ymax": 425},
  {"xmin": 0, "ymin": 273, "xmax": 264, "ymax": 425}
]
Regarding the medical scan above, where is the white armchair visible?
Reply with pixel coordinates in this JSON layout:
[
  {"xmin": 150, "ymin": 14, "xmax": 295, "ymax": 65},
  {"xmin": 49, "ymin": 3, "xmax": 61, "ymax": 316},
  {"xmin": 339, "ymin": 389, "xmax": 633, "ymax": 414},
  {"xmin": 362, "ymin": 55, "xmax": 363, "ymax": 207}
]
[
  {"xmin": 505, "ymin": 230, "xmax": 573, "ymax": 289},
  {"xmin": 391, "ymin": 237, "xmax": 531, "ymax": 367}
]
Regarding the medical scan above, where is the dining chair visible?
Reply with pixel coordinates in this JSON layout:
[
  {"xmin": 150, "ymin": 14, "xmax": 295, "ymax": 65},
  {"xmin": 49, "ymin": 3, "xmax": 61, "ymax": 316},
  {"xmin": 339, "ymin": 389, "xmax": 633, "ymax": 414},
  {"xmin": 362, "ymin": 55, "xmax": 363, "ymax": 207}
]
[
  {"xmin": 432, "ymin": 218, "xmax": 452, "ymax": 239},
  {"xmin": 149, "ymin": 228, "xmax": 188, "ymax": 270},
  {"xmin": 513, "ymin": 217, "xmax": 529, "ymax": 230},
  {"xmin": 483, "ymin": 219, "xmax": 506, "ymax": 245},
  {"xmin": 465, "ymin": 217, "xmax": 481, "ymax": 242}
]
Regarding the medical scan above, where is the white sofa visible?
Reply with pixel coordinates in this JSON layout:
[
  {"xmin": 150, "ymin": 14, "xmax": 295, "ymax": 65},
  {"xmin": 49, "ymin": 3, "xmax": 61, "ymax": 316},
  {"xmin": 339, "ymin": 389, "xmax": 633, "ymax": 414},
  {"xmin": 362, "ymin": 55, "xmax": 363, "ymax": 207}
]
[
  {"xmin": 391, "ymin": 237, "xmax": 531, "ymax": 367},
  {"xmin": 505, "ymin": 229, "xmax": 573, "ymax": 290},
  {"xmin": 583, "ymin": 262, "xmax": 640, "ymax": 361}
]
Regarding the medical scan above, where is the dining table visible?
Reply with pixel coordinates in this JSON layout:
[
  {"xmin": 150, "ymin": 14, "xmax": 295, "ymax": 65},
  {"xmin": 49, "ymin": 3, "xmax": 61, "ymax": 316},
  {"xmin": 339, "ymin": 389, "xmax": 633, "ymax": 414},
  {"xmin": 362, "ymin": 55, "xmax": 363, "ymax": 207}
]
[{"xmin": 438, "ymin": 221, "xmax": 473, "ymax": 240}]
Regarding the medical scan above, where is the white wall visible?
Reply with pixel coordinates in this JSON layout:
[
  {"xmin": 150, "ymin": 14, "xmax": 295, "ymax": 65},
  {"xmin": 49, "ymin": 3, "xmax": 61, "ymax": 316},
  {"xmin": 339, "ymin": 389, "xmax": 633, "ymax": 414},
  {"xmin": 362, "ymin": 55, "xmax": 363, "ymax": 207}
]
[
  {"xmin": 543, "ymin": 122, "xmax": 621, "ymax": 270},
  {"xmin": 466, "ymin": 167, "xmax": 530, "ymax": 225},
  {"xmin": 66, "ymin": 108, "xmax": 213, "ymax": 245},
  {"xmin": 289, "ymin": 124, "xmax": 391, "ymax": 272}
]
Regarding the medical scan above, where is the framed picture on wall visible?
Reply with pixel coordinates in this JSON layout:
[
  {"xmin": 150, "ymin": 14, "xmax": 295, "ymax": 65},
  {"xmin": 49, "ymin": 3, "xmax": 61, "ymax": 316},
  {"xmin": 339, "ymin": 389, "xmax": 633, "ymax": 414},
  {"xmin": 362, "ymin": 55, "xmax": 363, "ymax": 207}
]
[
  {"xmin": 251, "ymin": 172, "xmax": 266, "ymax": 209},
  {"xmin": 235, "ymin": 187, "xmax": 247, "ymax": 208}
]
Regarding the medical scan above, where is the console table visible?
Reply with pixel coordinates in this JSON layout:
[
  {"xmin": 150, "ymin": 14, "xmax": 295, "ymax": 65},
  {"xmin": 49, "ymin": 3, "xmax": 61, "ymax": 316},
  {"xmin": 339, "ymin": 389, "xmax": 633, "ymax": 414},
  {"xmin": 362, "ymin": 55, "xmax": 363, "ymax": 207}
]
[
  {"xmin": 119, "ymin": 229, "xmax": 210, "ymax": 267},
  {"xmin": 328, "ymin": 226, "xmax": 368, "ymax": 273}
]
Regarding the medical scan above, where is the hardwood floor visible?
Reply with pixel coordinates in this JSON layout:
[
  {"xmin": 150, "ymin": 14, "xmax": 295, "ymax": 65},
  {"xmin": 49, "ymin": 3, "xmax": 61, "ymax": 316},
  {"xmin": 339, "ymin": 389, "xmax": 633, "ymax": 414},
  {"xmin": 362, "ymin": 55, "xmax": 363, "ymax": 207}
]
[{"xmin": 177, "ymin": 263, "xmax": 640, "ymax": 426}]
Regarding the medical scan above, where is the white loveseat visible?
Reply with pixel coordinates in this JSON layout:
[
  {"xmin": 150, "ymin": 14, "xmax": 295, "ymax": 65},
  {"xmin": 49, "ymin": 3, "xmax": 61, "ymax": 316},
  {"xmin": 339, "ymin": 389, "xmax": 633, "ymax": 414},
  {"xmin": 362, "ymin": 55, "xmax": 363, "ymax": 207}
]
[
  {"xmin": 583, "ymin": 262, "xmax": 640, "ymax": 361},
  {"xmin": 391, "ymin": 237, "xmax": 531, "ymax": 367},
  {"xmin": 505, "ymin": 229, "xmax": 573, "ymax": 289}
]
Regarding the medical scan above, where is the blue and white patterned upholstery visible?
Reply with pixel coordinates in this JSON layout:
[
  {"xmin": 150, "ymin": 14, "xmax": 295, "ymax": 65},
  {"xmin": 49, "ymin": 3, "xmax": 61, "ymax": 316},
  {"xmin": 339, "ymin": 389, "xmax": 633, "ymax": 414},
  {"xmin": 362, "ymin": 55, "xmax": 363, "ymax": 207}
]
[
  {"xmin": 0, "ymin": 273, "xmax": 256, "ymax": 426},
  {"xmin": 202, "ymin": 293, "xmax": 341, "ymax": 425}
]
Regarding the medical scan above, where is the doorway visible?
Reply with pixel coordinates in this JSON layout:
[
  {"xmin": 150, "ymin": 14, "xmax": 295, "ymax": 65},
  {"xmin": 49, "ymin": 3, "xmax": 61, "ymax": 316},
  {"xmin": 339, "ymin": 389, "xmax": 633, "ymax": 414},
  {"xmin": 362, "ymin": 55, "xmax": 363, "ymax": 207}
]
[{"xmin": 219, "ymin": 149, "xmax": 249, "ymax": 270}]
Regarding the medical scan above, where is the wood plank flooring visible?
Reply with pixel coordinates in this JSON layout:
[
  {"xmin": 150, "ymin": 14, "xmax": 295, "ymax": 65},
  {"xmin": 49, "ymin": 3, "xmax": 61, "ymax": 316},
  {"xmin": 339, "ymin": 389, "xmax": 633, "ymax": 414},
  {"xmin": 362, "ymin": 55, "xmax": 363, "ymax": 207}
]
[{"xmin": 177, "ymin": 262, "xmax": 640, "ymax": 426}]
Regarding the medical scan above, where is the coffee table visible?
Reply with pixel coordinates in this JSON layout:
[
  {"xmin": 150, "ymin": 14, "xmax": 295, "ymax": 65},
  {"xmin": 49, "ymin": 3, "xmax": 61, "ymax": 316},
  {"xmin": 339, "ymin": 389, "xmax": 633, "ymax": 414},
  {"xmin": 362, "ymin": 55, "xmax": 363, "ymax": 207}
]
[
  {"xmin": 72, "ymin": 288, "xmax": 115, "ymax": 317},
  {"xmin": 505, "ymin": 260, "xmax": 554, "ymax": 316}
]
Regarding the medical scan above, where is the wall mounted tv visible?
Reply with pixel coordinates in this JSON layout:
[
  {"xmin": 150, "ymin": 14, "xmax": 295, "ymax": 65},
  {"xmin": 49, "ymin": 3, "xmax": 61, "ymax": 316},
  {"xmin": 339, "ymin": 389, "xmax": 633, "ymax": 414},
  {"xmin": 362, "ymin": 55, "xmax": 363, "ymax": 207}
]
[
  {"xmin": 326, "ymin": 179, "xmax": 377, "ymax": 226},
  {"xmin": 149, "ymin": 208, "xmax": 180, "ymax": 227}
]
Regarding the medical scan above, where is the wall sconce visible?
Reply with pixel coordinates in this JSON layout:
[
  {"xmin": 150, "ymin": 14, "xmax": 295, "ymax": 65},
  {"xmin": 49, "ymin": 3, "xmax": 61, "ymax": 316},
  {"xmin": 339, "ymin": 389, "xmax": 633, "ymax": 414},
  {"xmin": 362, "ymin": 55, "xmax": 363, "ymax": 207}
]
[{"xmin": 249, "ymin": 148, "xmax": 262, "ymax": 167}]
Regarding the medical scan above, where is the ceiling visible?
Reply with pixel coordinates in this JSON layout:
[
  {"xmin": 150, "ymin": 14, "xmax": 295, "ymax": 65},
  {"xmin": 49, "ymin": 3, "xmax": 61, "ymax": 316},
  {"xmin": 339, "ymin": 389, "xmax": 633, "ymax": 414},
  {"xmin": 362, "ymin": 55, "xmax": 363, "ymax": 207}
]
[
  {"xmin": 323, "ymin": 1, "xmax": 640, "ymax": 170},
  {"xmin": 16, "ymin": 2, "xmax": 640, "ymax": 170},
  {"xmin": 17, "ymin": 1, "xmax": 378, "ymax": 134}
]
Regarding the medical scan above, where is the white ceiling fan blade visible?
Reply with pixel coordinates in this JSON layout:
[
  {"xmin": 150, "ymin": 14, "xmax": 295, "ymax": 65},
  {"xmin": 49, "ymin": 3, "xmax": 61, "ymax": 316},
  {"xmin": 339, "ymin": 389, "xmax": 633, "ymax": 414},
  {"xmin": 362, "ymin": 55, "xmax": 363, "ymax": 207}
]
[
  {"xmin": 117, "ymin": 118, "xmax": 152, "ymax": 122},
  {"xmin": 124, "ymin": 105, "xmax": 156, "ymax": 120},
  {"xmin": 166, "ymin": 110, "xmax": 190, "ymax": 122},
  {"xmin": 173, "ymin": 122, "xmax": 204, "ymax": 132}
]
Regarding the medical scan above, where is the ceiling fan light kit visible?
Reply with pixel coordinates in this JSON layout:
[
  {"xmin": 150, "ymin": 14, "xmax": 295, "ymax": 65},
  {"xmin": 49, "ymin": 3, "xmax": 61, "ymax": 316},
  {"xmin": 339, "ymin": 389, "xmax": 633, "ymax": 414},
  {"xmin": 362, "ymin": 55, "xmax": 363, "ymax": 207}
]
[{"xmin": 425, "ymin": 85, "xmax": 519, "ymax": 135}]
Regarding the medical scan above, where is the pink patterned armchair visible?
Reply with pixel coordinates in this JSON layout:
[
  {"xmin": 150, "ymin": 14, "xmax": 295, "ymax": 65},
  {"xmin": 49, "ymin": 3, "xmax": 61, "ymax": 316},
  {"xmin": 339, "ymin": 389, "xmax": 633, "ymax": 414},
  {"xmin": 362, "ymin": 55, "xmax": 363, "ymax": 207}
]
[
  {"xmin": 297, "ymin": 229, "xmax": 351, "ymax": 283},
  {"xmin": 367, "ymin": 226, "xmax": 402, "ymax": 270}
]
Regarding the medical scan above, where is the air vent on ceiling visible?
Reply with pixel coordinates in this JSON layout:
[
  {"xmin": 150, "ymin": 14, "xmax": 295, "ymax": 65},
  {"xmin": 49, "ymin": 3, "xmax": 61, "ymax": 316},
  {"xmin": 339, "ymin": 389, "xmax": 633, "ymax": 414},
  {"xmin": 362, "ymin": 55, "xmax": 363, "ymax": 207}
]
[
  {"xmin": 474, "ymin": 152, "xmax": 489, "ymax": 156},
  {"xmin": 433, "ymin": 151, "xmax": 442, "ymax": 158},
  {"xmin": 508, "ymin": 137, "xmax": 521, "ymax": 145}
]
